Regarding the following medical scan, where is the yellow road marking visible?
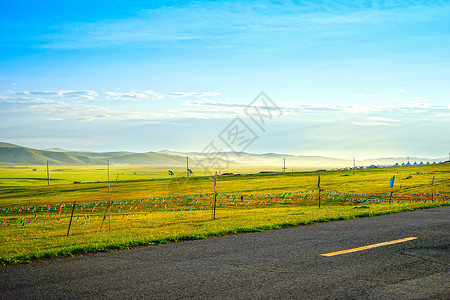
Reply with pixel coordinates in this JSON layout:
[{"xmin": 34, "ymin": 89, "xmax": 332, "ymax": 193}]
[{"xmin": 321, "ymin": 237, "xmax": 418, "ymax": 257}]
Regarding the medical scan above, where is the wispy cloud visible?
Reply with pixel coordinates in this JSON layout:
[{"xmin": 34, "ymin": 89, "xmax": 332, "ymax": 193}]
[
  {"xmin": 186, "ymin": 98, "xmax": 450, "ymax": 116},
  {"xmin": 355, "ymin": 94, "xmax": 384, "ymax": 98},
  {"xmin": 78, "ymin": 111, "xmax": 174, "ymax": 122},
  {"xmin": 353, "ymin": 121, "xmax": 391, "ymax": 126},
  {"xmin": 367, "ymin": 116, "xmax": 399, "ymax": 122},
  {"xmin": 103, "ymin": 90, "xmax": 163, "ymax": 101},
  {"xmin": 0, "ymin": 95, "xmax": 55, "ymax": 104},
  {"xmin": 18, "ymin": 90, "xmax": 98, "ymax": 100},
  {"xmin": 4, "ymin": 89, "xmax": 450, "ymax": 122},
  {"xmin": 23, "ymin": 99, "xmax": 173, "ymax": 122},
  {"xmin": 9, "ymin": 89, "xmax": 222, "ymax": 102},
  {"xmin": 12, "ymin": 89, "xmax": 163, "ymax": 102},
  {"xmin": 167, "ymin": 92, "xmax": 220, "ymax": 98},
  {"xmin": 34, "ymin": 1, "xmax": 450, "ymax": 50},
  {"xmin": 354, "ymin": 116, "xmax": 400, "ymax": 126},
  {"xmin": 185, "ymin": 99, "xmax": 247, "ymax": 108}
]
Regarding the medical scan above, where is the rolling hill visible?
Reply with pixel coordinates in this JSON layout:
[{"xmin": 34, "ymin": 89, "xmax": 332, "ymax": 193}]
[
  {"xmin": 0, "ymin": 142, "xmax": 446, "ymax": 167},
  {"xmin": 0, "ymin": 142, "xmax": 105, "ymax": 165},
  {"xmin": 0, "ymin": 143, "xmax": 193, "ymax": 166}
]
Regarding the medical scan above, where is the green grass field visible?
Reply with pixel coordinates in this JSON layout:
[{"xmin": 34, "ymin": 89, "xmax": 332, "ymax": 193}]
[{"xmin": 0, "ymin": 163, "xmax": 449, "ymax": 266}]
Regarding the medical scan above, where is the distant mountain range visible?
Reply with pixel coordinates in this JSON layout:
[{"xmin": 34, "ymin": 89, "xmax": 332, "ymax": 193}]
[
  {"xmin": 0, "ymin": 142, "xmax": 446, "ymax": 168},
  {"xmin": 0, "ymin": 142, "xmax": 194, "ymax": 166}
]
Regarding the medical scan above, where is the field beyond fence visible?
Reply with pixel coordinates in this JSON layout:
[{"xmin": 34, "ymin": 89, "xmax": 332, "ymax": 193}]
[{"xmin": 1, "ymin": 163, "xmax": 449, "ymax": 266}]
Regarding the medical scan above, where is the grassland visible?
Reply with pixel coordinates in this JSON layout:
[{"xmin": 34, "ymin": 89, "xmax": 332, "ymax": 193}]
[{"xmin": 0, "ymin": 163, "xmax": 449, "ymax": 266}]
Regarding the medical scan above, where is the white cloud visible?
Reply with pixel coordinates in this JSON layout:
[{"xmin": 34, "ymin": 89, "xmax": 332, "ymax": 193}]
[
  {"xmin": 186, "ymin": 99, "xmax": 450, "ymax": 115},
  {"xmin": 78, "ymin": 111, "xmax": 173, "ymax": 122},
  {"xmin": 354, "ymin": 122, "xmax": 391, "ymax": 126},
  {"xmin": 15, "ymin": 89, "xmax": 163, "ymax": 101},
  {"xmin": 353, "ymin": 116, "xmax": 400, "ymax": 126},
  {"xmin": 3, "ymin": 89, "xmax": 450, "ymax": 123},
  {"xmin": 283, "ymin": 102, "xmax": 450, "ymax": 115},
  {"xmin": 11, "ymin": 89, "xmax": 222, "ymax": 102},
  {"xmin": 142, "ymin": 120, "xmax": 182, "ymax": 125},
  {"xmin": 180, "ymin": 108, "xmax": 240, "ymax": 119},
  {"xmin": 355, "ymin": 94, "xmax": 384, "ymax": 98},
  {"xmin": 25, "ymin": 99, "xmax": 174, "ymax": 122},
  {"xmin": 19, "ymin": 90, "xmax": 98, "ymax": 100},
  {"xmin": 367, "ymin": 116, "xmax": 399, "ymax": 122},
  {"xmin": 167, "ymin": 92, "xmax": 220, "ymax": 98},
  {"xmin": 103, "ymin": 90, "xmax": 163, "ymax": 101},
  {"xmin": 185, "ymin": 98, "xmax": 246, "ymax": 108},
  {"xmin": 0, "ymin": 95, "xmax": 55, "ymax": 104}
]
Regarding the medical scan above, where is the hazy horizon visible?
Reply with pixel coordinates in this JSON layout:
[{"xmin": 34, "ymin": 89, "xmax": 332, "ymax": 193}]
[
  {"xmin": 1, "ymin": 1, "xmax": 449, "ymax": 158},
  {"xmin": 1, "ymin": 141, "xmax": 448, "ymax": 163}
]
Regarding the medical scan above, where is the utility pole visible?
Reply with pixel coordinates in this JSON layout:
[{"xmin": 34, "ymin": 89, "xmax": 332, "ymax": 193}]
[
  {"xmin": 101, "ymin": 160, "xmax": 111, "ymax": 232},
  {"xmin": 46, "ymin": 160, "xmax": 50, "ymax": 186},
  {"xmin": 186, "ymin": 156, "xmax": 189, "ymax": 178},
  {"xmin": 318, "ymin": 175, "xmax": 321, "ymax": 208},
  {"xmin": 213, "ymin": 192, "xmax": 217, "ymax": 220},
  {"xmin": 107, "ymin": 160, "xmax": 110, "ymax": 202},
  {"xmin": 282, "ymin": 157, "xmax": 287, "ymax": 172},
  {"xmin": 407, "ymin": 156, "xmax": 410, "ymax": 164},
  {"xmin": 353, "ymin": 157, "xmax": 356, "ymax": 175},
  {"xmin": 212, "ymin": 171, "xmax": 217, "ymax": 221}
]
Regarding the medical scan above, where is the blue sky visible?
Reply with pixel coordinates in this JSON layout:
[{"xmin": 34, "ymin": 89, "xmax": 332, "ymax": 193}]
[{"xmin": 1, "ymin": 0, "xmax": 449, "ymax": 158}]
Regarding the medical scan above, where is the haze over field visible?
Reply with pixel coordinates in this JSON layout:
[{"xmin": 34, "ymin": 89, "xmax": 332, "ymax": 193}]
[{"xmin": 1, "ymin": 1, "xmax": 449, "ymax": 158}]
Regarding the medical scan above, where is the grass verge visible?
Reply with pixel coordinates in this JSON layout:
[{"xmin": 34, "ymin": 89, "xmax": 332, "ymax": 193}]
[{"xmin": 1, "ymin": 202, "xmax": 447, "ymax": 266}]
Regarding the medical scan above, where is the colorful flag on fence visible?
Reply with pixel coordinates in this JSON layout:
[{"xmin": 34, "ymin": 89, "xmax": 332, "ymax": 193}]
[{"xmin": 389, "ymin": 175, "xmax": 395, "ymax": 188}]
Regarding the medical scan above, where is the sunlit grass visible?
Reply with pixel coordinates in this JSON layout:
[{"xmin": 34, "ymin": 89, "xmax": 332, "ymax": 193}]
[
  {"xmin": 1, "ymin": 202, "xmax": 446, "ymax": 266},
  {"xmin": 0, "ymin": 163, "xmax": 449, "ymax": 266},
  {"xmin": 1, "ymin": 163, "xmax": 448, "ymax": 207}
]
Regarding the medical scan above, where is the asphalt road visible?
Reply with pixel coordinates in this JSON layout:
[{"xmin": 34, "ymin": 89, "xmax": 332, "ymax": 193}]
[{"xmin": 1, "ymin": 206, "xmax": 449, "ymax": 299}]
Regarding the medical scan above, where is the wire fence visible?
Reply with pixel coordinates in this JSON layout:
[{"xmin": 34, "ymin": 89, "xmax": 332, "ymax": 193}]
[{"xmin": 1, "ymin": 190, "xmax": 448, "ymax": 231}]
